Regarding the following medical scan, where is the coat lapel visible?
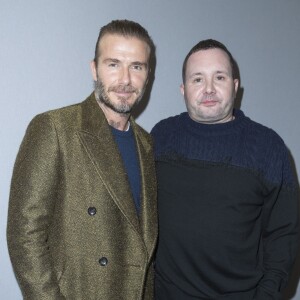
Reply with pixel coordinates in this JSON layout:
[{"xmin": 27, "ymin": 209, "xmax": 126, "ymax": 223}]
[
  {"xmin": 77, "ymin": 94, "xmax": 140, "ymax": 233},
  {"xmin": 132, "ymin": 122, "xmax": 158, "ymax": 257}
]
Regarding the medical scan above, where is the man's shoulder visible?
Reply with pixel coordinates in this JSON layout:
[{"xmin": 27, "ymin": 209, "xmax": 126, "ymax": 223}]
[
  {"xmin": 45, "ymin": 100, "xmax": 84, "ymax": 120},
  {"xmin": 32, "ymin": 95, "xmax": 94, "ymax": 127},
  {"xmin": 244, "ymin": 114, "xmax": 285, "ymax": 146},
  {"xmin": 151, "ymin": 113, "xmax": 184, "ymax": 136}
]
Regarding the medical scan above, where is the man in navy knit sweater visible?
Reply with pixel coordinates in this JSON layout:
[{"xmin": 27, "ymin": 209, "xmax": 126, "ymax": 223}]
[{"xmin": 151, "ymin": 39, "xmax": 299, "ymax": 299}]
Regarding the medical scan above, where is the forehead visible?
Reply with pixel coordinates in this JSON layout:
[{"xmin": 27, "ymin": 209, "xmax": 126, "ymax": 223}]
[
  {"xmin": 98, "ymin": 34, "xmax": 150, "ymax": 61},
  {"xmin": 186, "ymin": 48, "xmax": 232, "ymax": 74}
]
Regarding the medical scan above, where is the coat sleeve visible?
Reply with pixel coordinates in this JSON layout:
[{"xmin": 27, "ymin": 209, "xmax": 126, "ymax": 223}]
[
  {"xmin": 255, "ymin": 144, "xmax": 299, "ymax": 300},
  {"xmin": 7, "ymin": 114, "xmax": 65, "ymax": 300}
]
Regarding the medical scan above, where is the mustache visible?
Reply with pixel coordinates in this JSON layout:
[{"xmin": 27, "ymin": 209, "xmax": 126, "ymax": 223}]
[
  {"xmin": 202, "ymin": 94, "xmax": 217, "ymax": 100},
  {"xmin": 199, "ymin": 95, "xmax": 220, "ymax": 102},
  {"xmin": 108, "ymin": 85, "xmax": 138, "ymax": 94}
]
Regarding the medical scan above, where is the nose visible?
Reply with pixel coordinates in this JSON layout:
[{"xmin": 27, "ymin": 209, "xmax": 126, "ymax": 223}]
[
  {"xmin": 119, "ymin": 67, "xmax": 131, "ymax": 85},
  {"xmin": 204, "ymin": 79, "xmax": 215, "ymax": 94}
]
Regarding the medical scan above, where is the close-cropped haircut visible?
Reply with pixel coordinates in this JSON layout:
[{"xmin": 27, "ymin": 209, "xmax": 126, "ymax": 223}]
[
  {"xmin": 93, "ymin": 19, "xmax": 155, "ymax": 65},
  {"xmin": 182, "ymin": 39, "xmax": 236, "ymax": 82}
]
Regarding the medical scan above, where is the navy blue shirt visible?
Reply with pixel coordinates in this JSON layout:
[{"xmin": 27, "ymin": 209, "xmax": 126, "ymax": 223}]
[{"xmin": 111, "ymin": 125, "xmax": 141, "ymax": 214}]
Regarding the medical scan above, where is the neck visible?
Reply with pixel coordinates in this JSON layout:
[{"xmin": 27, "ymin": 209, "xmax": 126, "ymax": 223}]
[{"xmin": 96, "ymin": 100, "xmax": 130, "ymax": 131}]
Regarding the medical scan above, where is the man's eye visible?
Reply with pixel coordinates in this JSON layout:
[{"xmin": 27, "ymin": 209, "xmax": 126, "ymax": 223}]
[
  {"xmin": 132, "ymin": 65, "xmax": 143, "ymax": 71},
  {"xmin": 108, "ymin": 63, "xmax": 118, "ymax": 68},
  {"xmin": 216, "ymin": 76, "xmax": 225, "ymax": 80},
  {"xmin": 193, "ymin": 78, "xmax": 202, "ymax": 83}
]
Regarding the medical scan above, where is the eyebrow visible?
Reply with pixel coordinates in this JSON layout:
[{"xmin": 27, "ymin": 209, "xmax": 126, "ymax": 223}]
[
  {"xmin": 103, "ymin": 58, "xmax": 120, "ymax": 64},
  {"xmin": 131, "ymin": 61, "xmax": 148, "ymax": 68},
  {"xmin": 189, "ymin": 70, "xmax": 230, "ymax": 78},
  {"xmin": 189, "ymin": 72, "xmax": 203, "ymax": 78}
]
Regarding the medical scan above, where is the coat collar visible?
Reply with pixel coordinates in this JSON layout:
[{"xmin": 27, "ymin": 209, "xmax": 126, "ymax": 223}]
[{"xmin": 77, "ymin": 94, "xmax": 157, "ymax": 255}]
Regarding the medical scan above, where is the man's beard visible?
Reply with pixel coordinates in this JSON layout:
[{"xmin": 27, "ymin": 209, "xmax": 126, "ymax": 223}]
[{"xmin": 94, "ymin": 78, "xmax": 145, "ymax": 114}]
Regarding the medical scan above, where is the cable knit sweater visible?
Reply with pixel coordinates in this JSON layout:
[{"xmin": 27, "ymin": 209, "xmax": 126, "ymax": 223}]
[{"xmin": 151, "ymin": 110, "xmax": 299, "ymax": 300}]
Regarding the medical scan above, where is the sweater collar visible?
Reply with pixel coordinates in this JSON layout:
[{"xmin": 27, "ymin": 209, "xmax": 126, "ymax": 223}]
[{"xmin": 182, "ymin": 109, "xmax": 248, "ymax": 136}]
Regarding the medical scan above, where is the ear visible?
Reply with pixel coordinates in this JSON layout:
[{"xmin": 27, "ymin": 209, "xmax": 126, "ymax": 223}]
[
  {"xmin": 180, "ymin": 83, "xmax": 185, "ymax": 96},
  {"xmin": 233, "ymin": 79, "xmax": 239, "ymax": 95},
  {"xmin": 145, "ymin": 68, "xmax": 150, "ymax": 86},
  {"xmin": 90, "ymin": 60, "xmax": 98, "ymax": 81},
  {"xmin": 145, "ymin": 65, "xmax": 153, "ymax": 86}
]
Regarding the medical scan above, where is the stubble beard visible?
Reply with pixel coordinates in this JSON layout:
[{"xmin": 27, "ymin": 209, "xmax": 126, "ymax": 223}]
[{"xmin": 94, "ymin": 79, "xmax": 145, "ymax": 115}]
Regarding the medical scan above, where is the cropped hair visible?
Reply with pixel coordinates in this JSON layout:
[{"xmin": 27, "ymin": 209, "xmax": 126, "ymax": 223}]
[
  {"xmin": 182, "ymin": 39, "xmax": 236, "ymax": 82},
  {"xmin": 94, "ymin": 19, "xmax": 155, "ymax": 65}
]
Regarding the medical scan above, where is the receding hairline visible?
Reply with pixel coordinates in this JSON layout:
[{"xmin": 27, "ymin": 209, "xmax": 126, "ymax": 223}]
[
  {"xmin": 93, "ymin": 19, "xmax": 155, "ymax": 65},
  {"xmin": 94, "ymin": 33, "xmax": 151, "ymax": 63},
  {"xmin": 185, "ymin": 48, "xmax": 234, "ymax": 79},
  {"xmin": 188, "ymin": 47, "xmax": 233, "ymax": 67},
  {"xmin": 182, "ymin": 39, "xmax": 237, "ymax": 82}
]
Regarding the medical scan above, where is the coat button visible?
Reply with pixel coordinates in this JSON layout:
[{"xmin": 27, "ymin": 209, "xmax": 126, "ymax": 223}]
[
  {"xmin": 88, "ymin": 207, "xmax": 97, "ymax": 216},
  {"xmin": 99, "ymin": 257, "xmax": 108, "ymax": 266}
]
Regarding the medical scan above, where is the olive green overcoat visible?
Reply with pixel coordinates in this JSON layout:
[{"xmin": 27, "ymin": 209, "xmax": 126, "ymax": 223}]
[{"xmin": 7, "ymin": 93, "xmax": 157, "ymax": 300}]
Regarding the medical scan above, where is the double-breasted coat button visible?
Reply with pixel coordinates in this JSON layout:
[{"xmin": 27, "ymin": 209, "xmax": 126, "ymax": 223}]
[
  {"xmin": 99, "ymin": 257, "xmax": 108, "ymax": 266},
  {"xmin": 87, "ymin": 207, "xmax": 97, "ymax": 216}
]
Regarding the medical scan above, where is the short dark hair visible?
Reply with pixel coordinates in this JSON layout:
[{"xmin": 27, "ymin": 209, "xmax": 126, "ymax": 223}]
[
  {"xmin": 182, "ymin": 39, "xmax": 236, "ymax": 82},
  {"xmin": 94, "ymin": 19, "xmax": 155, "ymax": 65}
]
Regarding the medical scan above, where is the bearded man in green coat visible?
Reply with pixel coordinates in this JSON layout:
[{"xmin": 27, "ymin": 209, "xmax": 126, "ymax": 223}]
[{"xmin": 7, "ymin": 19, "xmax": 157, "ymax": 300}]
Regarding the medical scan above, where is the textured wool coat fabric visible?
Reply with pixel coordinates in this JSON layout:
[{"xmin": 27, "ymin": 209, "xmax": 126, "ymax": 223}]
[{"xmin": 7, "ymin": 93, "xmax": 158, "ymax": 300}]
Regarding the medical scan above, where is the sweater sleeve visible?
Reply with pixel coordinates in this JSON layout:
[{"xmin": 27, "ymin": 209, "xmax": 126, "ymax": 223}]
[
  {"xmin": 7, "ymin": 114, "xmax": 65, "ymax": 300},
  {"xmin": 256, "ymin": 144, "xmax": 299, "ymax": 299}
]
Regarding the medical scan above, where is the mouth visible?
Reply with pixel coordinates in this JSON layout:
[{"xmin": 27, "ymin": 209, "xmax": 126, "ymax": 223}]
[
  {"xmin": 110, "ymin": 86, "xmax": 137, "ymax": 98},
  {"xmin": 201, "ymin": 100, "xmax": 219, "ymax": 107},
  {"xmin": 115, "ymin": 91, "xmax": 133, "ymax": 95},
  {"xmin": 114, "ymin": 91, "xmax": 135, "ymax": 101}
]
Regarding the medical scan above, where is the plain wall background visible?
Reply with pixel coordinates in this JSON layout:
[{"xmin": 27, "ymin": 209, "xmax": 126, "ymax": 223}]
[{"xmin": 1, "ymin": 0, "xmax": 299, "ymax": 298}]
